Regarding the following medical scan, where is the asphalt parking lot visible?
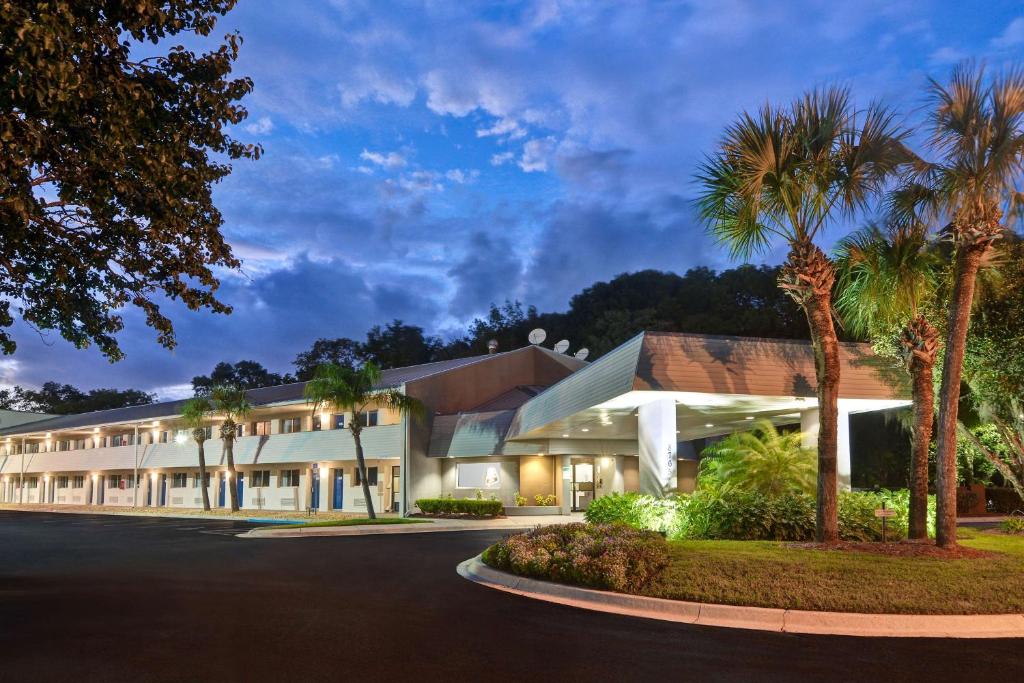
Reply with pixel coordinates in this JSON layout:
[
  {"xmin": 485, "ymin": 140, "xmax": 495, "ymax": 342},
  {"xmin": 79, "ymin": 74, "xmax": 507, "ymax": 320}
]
[{"xmin": 0, "ymin": 511, "xmax": 1020, "ymax": 682}]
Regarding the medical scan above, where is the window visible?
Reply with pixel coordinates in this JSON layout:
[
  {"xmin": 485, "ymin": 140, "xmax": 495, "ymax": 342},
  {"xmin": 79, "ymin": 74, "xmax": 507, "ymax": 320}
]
[
  {"xmin": 26, "ymin": 477, "xmax": 38, "ymax": 489},
  {"xmin": 280, "ymin": 417, "xmax": 302, "ymax": 434},
  {"xmin": 159, "ymin": 431, "xmax": 169, "ymax": 443},
  {"xmin": 235, "ymin": 423, "xmax": 246, "ymax": 438},
  {"xmin": 126, "ymin": 474, "xmax": 135, "ymax": 489},
  {"xmin": 108, "ymin": 474, "xmax": 123, "ymax": 488},
  {"xmin": 57, "ymin": 476, "xmax": 69, "ymax": 489},
  {"xmin": 251, "ymin": 470, "xmax": 271, "ymax": 487},
  {"xmin": 360, "ymin": 411, "xmax": 379, "ymax": 427},
  {"xmin": 456, "ymin": 462, "xmax": 502, "ymax": 490},
  {"xmin": 254, "ymin": 421, "xmax": 271, "ymax": 436},
  {"xmin": 172, "ymin": 473, "xmax": 188, "ymax": 488},
  {"xmin": 73, "ymin": 438, "xmax": 87, "ymax": 450},
  {"xmin": 111, "ymin": 434, "xmax": 126, "ymax": 447},
  {"xmin": 332, "ymin": 413, "xmax": 345, "ymax": 430},
  {"xmin": 312, "ymin": 414, "xmax": 322, "ymax": 431},
  {"xmin": 26, "ymin": 442, "xmax": 39, "ymax": 454},
  {"xmin": 72, "ymin": 475, "xmax": 84, "ymax": 489},
  {"xmin": 192, "ymin": 472, "xmax": 211, "ymax": 488},
  {"xmin": 279, "ymin": 469, "xmax": 300, "ymax": 487},
  {"xmin": 354, "ymin": 466, "xmax": 378, "ymax": 487}
]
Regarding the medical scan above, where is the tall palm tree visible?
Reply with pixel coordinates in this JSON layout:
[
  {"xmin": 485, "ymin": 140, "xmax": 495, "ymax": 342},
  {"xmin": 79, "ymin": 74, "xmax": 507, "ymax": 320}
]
[
  {"xmin": 209, "ymin": 385, "xmax": 251, "ymax": 512},
  {"xmin": 835, "ymin": 222, "xmax": 940, "ymax": 539},
  {"xmin": 304, "ymin": 362, "xmax": 423, "ymax": 519},
  {"xmin": 181, "ymin": 395, "xmax": 214, "ymax": 511},
  {"xmin": 696, "ymin": 87, "xmax": 910, "ymax": 542},
  {"xmin": 699, "ymin": 420, "xmax": 816, "ymax": 497},
  {"xmin": 897, "ymin": 64, "xmax": 1024, "ymax": 547}
]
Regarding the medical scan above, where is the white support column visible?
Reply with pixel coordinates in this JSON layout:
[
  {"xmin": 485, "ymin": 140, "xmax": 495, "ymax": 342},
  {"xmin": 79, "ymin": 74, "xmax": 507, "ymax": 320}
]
[
  {"xmin": 801, "ymin": 405, "xmax": 852, "ymax": 491},
  {"xmin": 559, "ymin": 455, "xmax": 572, "ymax": 515},
  {"xmin": 638, "ymin": 398, "xmax": 678, "ymax": 497}
]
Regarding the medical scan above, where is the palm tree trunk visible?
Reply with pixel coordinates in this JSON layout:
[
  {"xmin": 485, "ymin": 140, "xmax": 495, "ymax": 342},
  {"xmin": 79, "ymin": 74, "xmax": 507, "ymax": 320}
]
[
  {"xmin": 782, "ymin": 241, "xmax": 840, "ymax": 544},
  {"xmin": 352, "ymin": 428, "xmax": 376, "ymax": 519},
  {"xmin": 197, "ymin": 440, "xmax": 211, "ymax": 511},
  {"xmin": 934, "ymin": 243, "xmax": 987, "ymax": 548},
  {"xmin": 903, "ymin": 316, "xmax": 938, "ymax": 540},
  {"xmin": 225, "ymin": 436, "xmax": 240, "ymax": 512}
]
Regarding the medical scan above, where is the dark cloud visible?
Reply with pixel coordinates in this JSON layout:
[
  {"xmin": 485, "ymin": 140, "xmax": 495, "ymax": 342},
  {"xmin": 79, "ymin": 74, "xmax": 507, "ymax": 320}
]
[{"xmin": 447, "ymin": 231, "xmax": 524, "ymax": 317}]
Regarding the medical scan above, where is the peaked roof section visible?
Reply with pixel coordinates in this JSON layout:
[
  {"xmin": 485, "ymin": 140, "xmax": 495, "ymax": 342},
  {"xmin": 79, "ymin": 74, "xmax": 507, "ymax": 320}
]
[
  {"xmin": 0, "ymin": 352, "xmax": 524, "ymax": 437},
  {"xmin": 508, "ymin": 331, "xmax": 906, "ymax": 439}
]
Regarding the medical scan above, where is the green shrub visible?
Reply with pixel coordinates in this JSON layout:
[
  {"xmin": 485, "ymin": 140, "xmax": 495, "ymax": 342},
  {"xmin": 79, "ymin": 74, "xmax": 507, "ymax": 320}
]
[
  {"xmin": 533, "ymin": 493, "xmax": 557, "ymax": 506},
  {"xmin": 513, "ymin": 491, "xmax": 527, "ymax": 507},
  {"xmin": 580, "ymin": 489, "xmax": 935, "ymax": 542},
  {"xmin": 1001, "ymin": 516, "xmax": 1024, "ymax": 535},
  {"xmin": 415, "ymin": 497, "xmax": 503, "ymax": 516},
  {"xmin": 482, "ymin": 522, "xmax": 669, "ymax": 592},
  {"xmin": 584, "ymin": 492, "xmax": 680, "ymax": 534}
]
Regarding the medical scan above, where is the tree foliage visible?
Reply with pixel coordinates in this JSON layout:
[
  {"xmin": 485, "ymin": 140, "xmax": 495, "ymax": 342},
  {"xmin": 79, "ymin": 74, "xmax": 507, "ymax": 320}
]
[
  {"xmin": 191, "ymin": 360, "xmax": 293, "ymax": 395},
  {"xmin": 0, "ymin": 381, "xmax": 153, "ymax": 414},
  {"xmin": 0, "ymin": 0, "xmax": 258, "ymax": 360}
]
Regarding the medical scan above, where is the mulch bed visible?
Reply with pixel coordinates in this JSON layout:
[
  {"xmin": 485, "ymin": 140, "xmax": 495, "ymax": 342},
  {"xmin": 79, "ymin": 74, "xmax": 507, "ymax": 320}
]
[{"xmin": 787, "ymin": 540, "xmax": 995, "ymax": 559}]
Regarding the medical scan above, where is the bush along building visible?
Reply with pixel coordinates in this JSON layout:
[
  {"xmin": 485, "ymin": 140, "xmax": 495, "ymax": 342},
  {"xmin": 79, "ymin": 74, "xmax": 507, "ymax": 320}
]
[{"xmin": 0, "ymin": 333, "xmax": 908, "ymax": 515}]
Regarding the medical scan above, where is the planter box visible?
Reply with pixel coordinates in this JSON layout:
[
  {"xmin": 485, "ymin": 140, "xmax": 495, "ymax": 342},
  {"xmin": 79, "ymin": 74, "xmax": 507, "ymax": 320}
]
[{"xmin": 504, "ymin": 505, "xmax": 562, "ymax": 516}]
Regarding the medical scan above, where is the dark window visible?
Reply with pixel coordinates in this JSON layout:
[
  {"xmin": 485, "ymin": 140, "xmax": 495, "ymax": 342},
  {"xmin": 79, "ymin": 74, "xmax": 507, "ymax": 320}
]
[
  {"xmin": 250, "ymin": 470, "xmax": 271, "ymax": 487},
  {"xmin": 254, "ymin": 421, "xmax": 271, "ymax": 436},
  {"xmin": 312, "ymin": 415, "xmax": 322, "ymax": 431},
  {"xmin": 172, "ymin": 473, "xmax": 188, "ymax": 488},
  {"xmin": 281, "ymin": 417, "xmax": 302, "ymax": 434},
  {"xmin": 26, "ymin": 477, "xmax": 38, "ymax": 489},
  {"xmin": 235, "ymin": 423, "xmax": 246, "ymax": 438},
  {"xmin": 108, "ymin": 474, "xmax": 122, "ymax": 488},
  {"xmin": 354, "ymin": 466, "xmax": 378, "ymax": 487},
  {"xmin": 159, "ymin": 431, "xmax": 169, "ymax": 443},
  {"xmin": 360, "ymin": 411, "xmax": 379, "ymax": 427},
  {"xmin": 333, "ymin": 413, "xmax": 345, "ymax": 429},
  {"xmin": 56, "ymin": 476, "xmax": 69, "ymax": 489},
  {"xmin": 192, "ymin": 472, "xmax": 211, "ymax": 488},
  {"xmin": 279, "ymin": 469, "xmax": 300, "ymax": 487},
  {"xmin": 72, "ymin": 476, "xmax": 84, "ymax": 489}
]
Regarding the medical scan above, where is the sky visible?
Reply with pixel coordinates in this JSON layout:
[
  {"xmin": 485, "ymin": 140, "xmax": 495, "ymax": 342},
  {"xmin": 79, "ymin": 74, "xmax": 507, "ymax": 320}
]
[{"xmin": 4, "ymin": 0, "xmax": 1023, "ymax": 400}]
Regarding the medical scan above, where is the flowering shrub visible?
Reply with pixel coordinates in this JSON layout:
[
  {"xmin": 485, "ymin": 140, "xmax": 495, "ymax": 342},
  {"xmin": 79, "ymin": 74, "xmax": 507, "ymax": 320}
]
[{"xmin": 482, "ymin": 523, "xmax": 670, "ymax": 592}]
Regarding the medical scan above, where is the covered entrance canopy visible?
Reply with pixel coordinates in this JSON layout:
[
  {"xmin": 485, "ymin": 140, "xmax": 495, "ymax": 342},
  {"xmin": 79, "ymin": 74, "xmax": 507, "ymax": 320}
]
[{"xmin": 427, "ymin": 332, "xmax": 910, "ymax": 505}]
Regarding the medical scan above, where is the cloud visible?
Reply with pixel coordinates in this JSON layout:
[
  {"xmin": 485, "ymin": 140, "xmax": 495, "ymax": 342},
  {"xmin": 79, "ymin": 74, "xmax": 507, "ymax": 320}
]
[
  {"xmin": 519, "ymin": 137, "xmax": 557, "ymax": 172},
  {"xmin": 359, "ymin": 149, "xmax": 407, "ymax": 168},
  {"xmin": 447, "ymin": 232, "xmax": 524, "ymax": 317},
  {"xmin": 490, "ymin": 151, "xmax": 515, "ymax": 166},
  {"xmin": 244, "ymin": 116, "xmax": 275, "ymax": 135},
  {"xmin": 476, "ymin": 117, "xmax": 526, "ymax": 139},
  {"xmin": 444, "ymin": 168, "xmax": 479, "ymax": 184},
  {"xmin": 992, "ymin": 17, "xmax": 1024, "ymax": 48},
  {"xmin": 928, "ymin": 46, "xmax": 966, "ymax": 66}
]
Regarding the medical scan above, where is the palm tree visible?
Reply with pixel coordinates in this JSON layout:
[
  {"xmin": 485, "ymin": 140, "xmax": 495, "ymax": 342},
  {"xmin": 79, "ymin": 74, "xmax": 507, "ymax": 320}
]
[
  {"xmin": 835, "ymin": 222, "xmax": 940, "ymax": 539},
  {"xmin": 696, "ymin": 87, "xmax": 910, "ymax": 542},
  {"xmin": 699, "ymin": 420, "xmax": 816, "ymax": 497},
  {"xmin": 181, "ymin": 395, "xmax": 214, "ymax": 511},
  {"xmin": 209, "ymin": 385, "xmax": 251, "ymax": 512},
  {"xmin": 898, "ymin": 64, "xmax": 1024, "ymax": 547},
  {"xmin": 304, "ymin": 362, "xmax": 423, "ymax": 519}
]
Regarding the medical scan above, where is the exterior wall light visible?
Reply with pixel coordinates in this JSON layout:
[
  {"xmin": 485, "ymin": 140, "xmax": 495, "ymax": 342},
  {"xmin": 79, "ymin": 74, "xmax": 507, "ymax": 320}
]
[
  {"xmin": 704, "ymin": 423, "xmax": 714, "ymax": 428},
  {"xmin": 174, "ymin": 432, "xmax": 188, "ymax": 445}
]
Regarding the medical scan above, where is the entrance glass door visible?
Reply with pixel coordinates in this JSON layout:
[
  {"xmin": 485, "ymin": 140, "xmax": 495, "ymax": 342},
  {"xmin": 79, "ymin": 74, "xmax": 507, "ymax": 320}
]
[
  {"xmin": 390, "ymin": 466, "xmax": 400, "ymax": 513},
  {"xmin": 571, "ymin": 460, "xmax": 594, "ymax": 511}
]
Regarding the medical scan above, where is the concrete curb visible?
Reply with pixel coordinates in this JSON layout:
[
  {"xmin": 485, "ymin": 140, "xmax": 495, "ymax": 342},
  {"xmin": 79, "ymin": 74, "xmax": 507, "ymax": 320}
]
[
  {"xmin": 457, "ymin": 555, "xmax": 1024, "ymax": 638},
  {"xmin": 239, "ymin": 522, "xmax": 535, "ymax": 539}
]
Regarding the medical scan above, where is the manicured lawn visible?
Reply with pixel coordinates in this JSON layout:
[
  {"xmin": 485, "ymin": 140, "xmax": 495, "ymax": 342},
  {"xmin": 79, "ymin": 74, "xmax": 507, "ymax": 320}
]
[
  {"xmin": 640, "ymin": 528, "xmax": 1024, "ymax": 614},
  {"xmin": 269, "ymin": 517, "xmax": 432, "ymax": 530}
]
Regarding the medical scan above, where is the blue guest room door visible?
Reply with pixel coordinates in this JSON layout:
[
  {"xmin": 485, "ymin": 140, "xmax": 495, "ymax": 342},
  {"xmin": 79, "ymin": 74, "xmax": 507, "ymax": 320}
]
[
  {"xmin": 332, "ymin": 469, "xmax": 343, "ymax": 509},
  {"xmin": 218, "ymin": 475, "xmax": 225, "ymax": 507},
  {"xmin": 236, "ymin": 471, "xmax": 244, "ymax": 508}
]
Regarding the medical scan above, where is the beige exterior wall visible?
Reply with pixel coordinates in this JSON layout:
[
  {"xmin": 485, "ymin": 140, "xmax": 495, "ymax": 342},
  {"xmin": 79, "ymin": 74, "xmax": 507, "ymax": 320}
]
[
  {"xmin": 623, "ymin": 456, "xmax": 639, "ymax": 493},
  {"xmin": 677, "ymin": 460, "xmax": 698, "ymax": 493},
  {"xmin": 518, "ymin": 455, "xmax": 555, "ymax": 501}
]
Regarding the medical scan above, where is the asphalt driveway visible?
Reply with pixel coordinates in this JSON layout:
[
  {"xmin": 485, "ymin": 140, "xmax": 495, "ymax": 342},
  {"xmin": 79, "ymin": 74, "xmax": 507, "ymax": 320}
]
[{"xmin": 0, "ymin": 511, "xmax": 1019, "ymax": 682}]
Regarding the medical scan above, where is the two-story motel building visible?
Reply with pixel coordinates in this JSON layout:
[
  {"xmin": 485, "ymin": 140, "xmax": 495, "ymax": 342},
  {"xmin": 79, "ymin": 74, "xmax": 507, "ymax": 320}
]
[{"xmin": 0, "ymin": 332, "xmax": 909, "ymax": 515}]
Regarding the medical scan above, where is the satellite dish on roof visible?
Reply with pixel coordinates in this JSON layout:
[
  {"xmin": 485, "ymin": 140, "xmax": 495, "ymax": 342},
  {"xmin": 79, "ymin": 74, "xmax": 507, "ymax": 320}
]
[
  {"xmin": 554, "ymin": 339, "xmax": 570, "ymax": 354},
  {"xmin": 574, "ymin": 348, "xmax": 590, "ymax": 361},
  {"xmin": 528, "ymin": 328, "xmax": 547, "ymax": 345}
]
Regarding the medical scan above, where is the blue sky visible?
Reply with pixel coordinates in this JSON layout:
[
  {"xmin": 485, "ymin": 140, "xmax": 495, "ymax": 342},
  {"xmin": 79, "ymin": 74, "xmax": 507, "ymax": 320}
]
[{"xmin": 4, "ymin": 0, "xmax": 1023, "ymax": 399}]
